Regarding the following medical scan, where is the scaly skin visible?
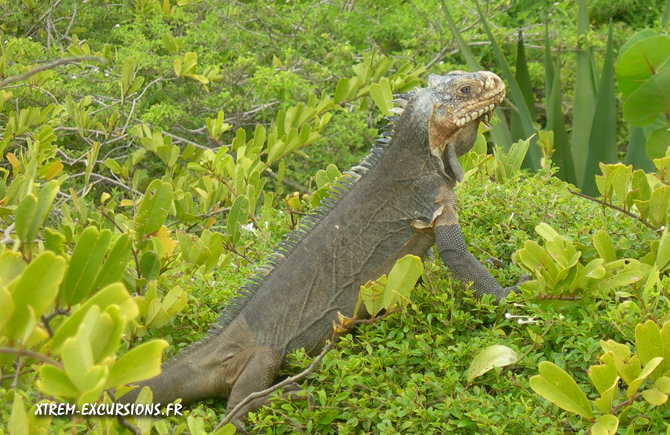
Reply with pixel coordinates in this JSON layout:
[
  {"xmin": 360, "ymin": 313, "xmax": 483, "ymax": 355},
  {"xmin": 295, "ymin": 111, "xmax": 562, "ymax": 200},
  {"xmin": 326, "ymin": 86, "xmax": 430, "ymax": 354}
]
[{"xmin": 119, "ymin": 71, "xmax": 513, "ymax": 432}]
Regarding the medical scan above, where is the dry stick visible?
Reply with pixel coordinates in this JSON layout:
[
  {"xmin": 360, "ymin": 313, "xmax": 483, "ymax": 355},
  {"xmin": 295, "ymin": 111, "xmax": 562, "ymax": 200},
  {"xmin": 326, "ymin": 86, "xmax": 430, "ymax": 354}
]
[
  {"xmin": 214, "ymin": 334, "xmax": 339, "ymax": 431},
  {"xmin": 214, "ymin": 311, "xmax": 400, "ymax": 431},
  {"xmin": 567, "ymin": 189, "xmax": 660, "ymax": 232},
  {"xmin": 0, "ymin": 56, "xmax": 107, "ymax": 89}
]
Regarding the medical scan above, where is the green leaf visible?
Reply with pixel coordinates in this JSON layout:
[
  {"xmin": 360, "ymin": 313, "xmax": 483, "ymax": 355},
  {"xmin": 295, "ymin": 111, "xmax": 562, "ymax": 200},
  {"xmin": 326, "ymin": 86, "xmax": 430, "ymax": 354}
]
[
  {"xmin": 647, "ymin": 127, "xmax": 670, "ymax": 160},
  {"xmin": 593, "ymin": 230, "xmax": 617, "ymax": 263},
  {"xmin": 369, "ymin": 78, "xmax": 393, "ymax": 116},
  {"xmin": 135, "ymin": 180, "xmax": 173, "ymax": 240},
  {"xmin": 93, "ymin": 233, "xmax": 132, "ymax": 289},
  {"xmin": 139, "ymin": 250, "xmax": 160, "ymax": 281},
  {"xmin": 359, "ymin": 277, "xmax": 386, "ymax": 318},
  {"xmin": 14, "ymin": 180, "xmax": 59, "ymax": 246},
  {"xmin": 623, "ymin": 69, "xmax": 670, "ymax": 127},
  {"xmin": 9, "ymin": 392, "xmax": 28, "ymax": 435},
  {"xmin": 616, "ymin": 35, "xmax": 670, "ymax": 98},
  {"xmin": 583, "ymin": 23, "xmax": 618, "ymax": 196},
  {"xmin": 37, "ymin": 365, "xmax": 80, "ymax": 397},
  {"xmin": 383, "ymin": 254, "xmax": 423, "ymax": 310},
  {"xmin": 590, "ymin": 415, "xmax": 619, "ymax": 435},
  {"xmin": 467, "ymin": 345, "xmax": 518, "ymax": 383},
  {"xmin": 61, "ymin": 227, "xmax": 113, "ymax": 305},
  {"xmin": 529, "ymin": 361, "xmax": 593, "ymax": 419},
  {"xmin": 106, "ymin": 339, "xmax": 168, "ymax": 388},
  {"xmin": 5, "ymin": 251, "xmax": 66, "ymax": 339},
  {"xmin": 641, "ymin": 387, "xmax": 668, "ymax": 406},
  {"xmin": 636, "ymin": 320, "xmax": 665, "ymax": 380},
  {"xmin": 594, "ymin": 381, "xmax": 619, "ymax": 414},
  {"xmin": 226, "ymin": 195, "xmax": 249, "ymax": 245},
  {"xmin": 0, "ymin": 286, "xmax": 14, "ymax": 332},
  {"xmin": 474, "ymin": 2, "xmax": 539, "ymax": 168},
  {"xmin": 572, "ymin": 0, "xmax": 597, "ymax": 185},
  {"xmin": 627, "ymin": 357, "xmax": 663, "ymax": 398},
  {"xmin": 50, "ymin": 283, "xmax": 139, "ymax": 352},
  {"xmin": 0, "ymin": 250, "xmax": 25, "ymax": 286}
]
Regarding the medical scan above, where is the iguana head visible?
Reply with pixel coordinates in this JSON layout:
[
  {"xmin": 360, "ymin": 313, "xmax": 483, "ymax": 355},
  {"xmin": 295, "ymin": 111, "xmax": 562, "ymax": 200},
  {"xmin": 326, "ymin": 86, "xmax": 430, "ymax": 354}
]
[{"xmin": 395, "ymin": 71, "xmax": 506, "ymax": 182}]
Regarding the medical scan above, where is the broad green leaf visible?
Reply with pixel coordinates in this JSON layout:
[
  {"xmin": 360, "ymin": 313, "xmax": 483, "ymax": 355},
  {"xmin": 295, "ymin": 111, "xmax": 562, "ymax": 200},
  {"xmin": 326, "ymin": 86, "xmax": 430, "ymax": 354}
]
[
  {"xmin": 529, "ymin": 361, "xmax": 593, "ymax": 419},
  {"xmin": 656, "ymin": 229, "xmax": 670, "ymax": 272},
  {"xmin": 594, "ymin": 380, "xmax": 619, "ymax": 414},
  {"xmin": 623, "ymin": 69, "xmax": 670, "ymax": 127},
  {"xmin": 146, "ymin": 298, "xmax": 169, "ymax": 328},
  {"xmin": 14, "ymin": 180, "xmax": 59, "ymax": 247},
  {"xmin": 627, "ymin": 357, "xmax": 663, "ymax": 398},
  {"xmin": 589, "ymin": 361, "xmax": 618, "ymax": 394},
  {"xmin": 467, "ymin": 345, "xmax": 518, "ymax": 383},
  {"xmin": 162, "ymin": 285, "xmax": 188, "ymax": 316},
  {"xmin": 535, "ymin": 223, "xmax": 560, "ymax": 242},
  {"xmin": 5, "ymin": 252, "xmax": 66, "ymax": 339},
  {"xmin": 92, "ymin": 305, "xmax": 124, "ymax": 362},
  {"xmin": 641, "ymin": 387, "xmax": 668, "ymax": 406},
  {"xmin": 648, "ymin": 186, "xmax": 670, "ymax": 228},
  {"xmin": 139, "ymin": 250, "xmax": 160, "ymax": 281},
  {"xmin": 383, "ymin": 254, "xmax": 423, "ymax": 310},
  {"xmin": 0, "ymin": 286, "xmax": 14, "ymax": 332},
  {"xmin": 9, "ymin": 392, "xmax": 28, "ymax": 435},
  {"xmin": 50, "ymin": 283, "xmax": 138, "ymax": 352},
  {"xmin": 93, "ymin": 233, "xmax": 132, "ymax": 289},
  {"xmin": 656, "ymin": 376, "xmax": 670, "ymax": 394},
  {"xmin": 135, "ymin": 180, "xmax": 173, "ymax": 240},
  {"xmin": 61, "ymin": 227, "xmax": 113, "ymax": 305},
  {"xmin": 369, "ymin": 78, "xmax": 392, "ymax": 116},
  {"xmin": 647, "ymin": 127, "xmax": 670, "ymax": 161},
  {"xmin": 593, "ymin": 231, "xmax": 617, "ymax": 263},
  {"xmin": 616, "ymin": 35, "xmax": 670, "ymax": 98},
  {"xmin": 636, "ymin": 320, "xmax": 665, "ymax": 380},
  {"xmin": 359, "ymin": 277, "xmax": 386, "ymax": 318},
  {"xmin": 591, "ymin": 415, "xmax": 619, "ymax": 435},
  {"xmin": 106, "ymin": 339, "xmax": 168, "ymax": 388},
  {"xmin": 226, "ymin": 195, "xmax": 248, "ymax": 245},
  {"xmin": 0, "ymin": 250, "xmax": 26, "ymax": 286}
]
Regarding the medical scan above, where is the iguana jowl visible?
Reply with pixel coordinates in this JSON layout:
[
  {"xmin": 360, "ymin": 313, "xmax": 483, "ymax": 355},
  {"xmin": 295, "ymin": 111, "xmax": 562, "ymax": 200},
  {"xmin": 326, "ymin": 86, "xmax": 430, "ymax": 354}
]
[{"xmin": 120, "ymin": 70, "xmax": 514, "ymax": 430}]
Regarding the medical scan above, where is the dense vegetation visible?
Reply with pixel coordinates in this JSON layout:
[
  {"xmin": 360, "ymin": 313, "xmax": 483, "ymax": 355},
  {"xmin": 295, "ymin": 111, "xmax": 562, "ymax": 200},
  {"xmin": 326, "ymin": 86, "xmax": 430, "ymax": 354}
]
[{"xmin": 1, "ymin": 0, "xmax": 669, "ymax": 434}]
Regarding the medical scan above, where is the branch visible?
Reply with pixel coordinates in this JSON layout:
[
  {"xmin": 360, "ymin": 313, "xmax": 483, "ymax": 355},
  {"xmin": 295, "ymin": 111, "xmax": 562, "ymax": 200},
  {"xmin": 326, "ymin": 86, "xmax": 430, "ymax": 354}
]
[
  {"xmin": 214, "ymin": 309, "xmax": 400, "ymax": 431},
  {"xmin": 567, "ymin": 189, "xmax": 660, "ymax": 232},
  {"xmin": 0, "ymin": 56, "xmax": 108, "ymax": 89},
  {"xmin": 214, "ymin": 333, "xmax": 339, "ymax": 432},
  {"xmin": 0, "ymin": 347, "xmax": 64, "ymax": 370}
]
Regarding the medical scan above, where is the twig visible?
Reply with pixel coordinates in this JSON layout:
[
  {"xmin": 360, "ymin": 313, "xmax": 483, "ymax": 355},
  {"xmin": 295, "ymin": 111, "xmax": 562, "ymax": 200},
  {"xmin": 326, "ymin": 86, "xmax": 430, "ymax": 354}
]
[
  {"xmin": 60, "ymin": 0, "xmax": 77, "ymax": 44},
  {"xmin": 215, "ymin": 309, "xmax": 400, "ymax": 431},
  {"xmin": 0, "ymin": 56, "xmax": 108, "ymax": 89},
  {"xmin": 214, "ymin": 334, "xmax": 340, "ymax": 431},
  {"xmin": 0, "ymin": 348, "xmax": 64, "ymax": 370},
  {"xmin": 116, "ymin": 416, "xmax": 141, "ymax": 435},
  {"xmin": 567, "ymin": 189, "xmax": 660, "ymax": 232},
  {"xmin": 68, "ymin": 171, "xmax": 140, "ymax": 195}
]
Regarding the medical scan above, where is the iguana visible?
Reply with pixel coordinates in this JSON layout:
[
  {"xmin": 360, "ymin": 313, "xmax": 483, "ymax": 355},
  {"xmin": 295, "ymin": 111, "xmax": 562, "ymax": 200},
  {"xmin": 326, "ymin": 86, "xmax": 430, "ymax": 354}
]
[{"xmin": 120, "ymin": 70, "xmax": 515, "ymax": 431}]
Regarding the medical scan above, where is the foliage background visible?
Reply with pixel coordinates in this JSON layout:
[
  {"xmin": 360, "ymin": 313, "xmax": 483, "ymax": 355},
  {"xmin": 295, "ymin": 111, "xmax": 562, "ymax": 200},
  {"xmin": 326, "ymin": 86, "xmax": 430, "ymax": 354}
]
[{"xmin": 0, "ymin": 0, "xmax": 669, "ymax": 434}]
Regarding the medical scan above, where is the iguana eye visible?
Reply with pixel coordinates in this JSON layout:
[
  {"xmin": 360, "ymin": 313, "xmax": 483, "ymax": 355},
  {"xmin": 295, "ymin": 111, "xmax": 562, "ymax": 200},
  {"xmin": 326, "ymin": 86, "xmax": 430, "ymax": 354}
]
[{"xmin": 460, "ymin": 85, "xmax": 472, "ymax": 94}]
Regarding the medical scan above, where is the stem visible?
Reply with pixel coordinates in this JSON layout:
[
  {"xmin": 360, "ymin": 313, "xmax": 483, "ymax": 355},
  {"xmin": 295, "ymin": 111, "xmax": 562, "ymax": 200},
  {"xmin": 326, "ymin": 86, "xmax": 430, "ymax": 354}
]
[{"xmin": 567, "ymin": 189, "xmax": 659, "ymax": 232}]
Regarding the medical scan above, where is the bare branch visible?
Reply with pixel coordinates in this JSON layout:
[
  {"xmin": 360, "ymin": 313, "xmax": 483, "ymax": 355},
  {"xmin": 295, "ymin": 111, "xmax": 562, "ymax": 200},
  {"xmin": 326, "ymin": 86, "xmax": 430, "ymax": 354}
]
[{"xmin": 0, "ymin": 56, "xmax": 108, "ymax": 89}]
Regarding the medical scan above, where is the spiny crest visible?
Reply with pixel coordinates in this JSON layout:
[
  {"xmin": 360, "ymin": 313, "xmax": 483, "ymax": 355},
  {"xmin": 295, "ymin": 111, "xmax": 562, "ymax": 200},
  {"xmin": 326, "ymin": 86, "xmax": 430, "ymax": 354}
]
[{"xmin": 209, "ymin": 109, "xmax": 407, "ymax": 334}]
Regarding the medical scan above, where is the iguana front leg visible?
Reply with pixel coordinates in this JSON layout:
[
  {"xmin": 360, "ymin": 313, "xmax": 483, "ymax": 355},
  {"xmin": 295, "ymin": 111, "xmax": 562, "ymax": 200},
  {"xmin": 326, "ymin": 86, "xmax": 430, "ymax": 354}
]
[{"xmin": 433, "ymin": 185, "xmax": 517, "ymax": 302}]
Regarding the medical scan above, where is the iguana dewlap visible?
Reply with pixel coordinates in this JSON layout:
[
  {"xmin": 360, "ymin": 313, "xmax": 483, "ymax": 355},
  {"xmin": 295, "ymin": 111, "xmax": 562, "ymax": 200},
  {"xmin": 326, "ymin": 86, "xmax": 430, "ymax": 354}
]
[{"xmin": 119, "ymin": 70, "xmax": 515, "ymax": 432}]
